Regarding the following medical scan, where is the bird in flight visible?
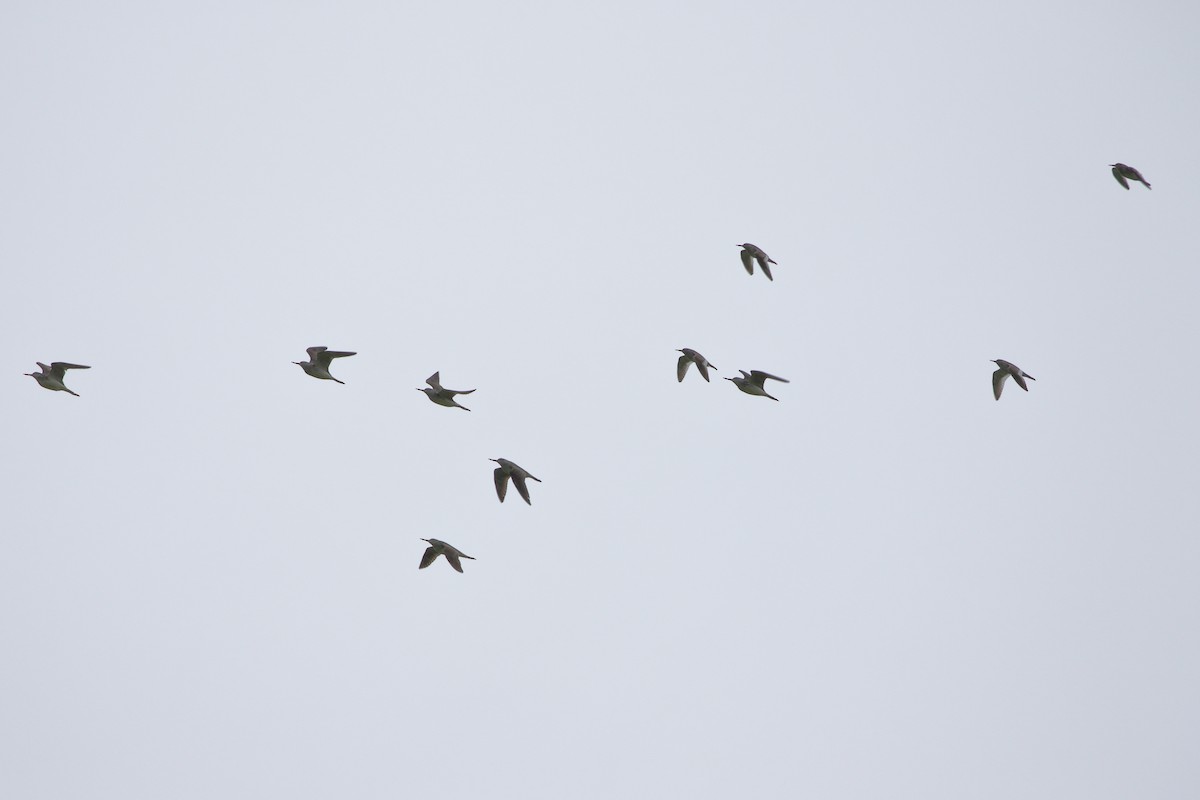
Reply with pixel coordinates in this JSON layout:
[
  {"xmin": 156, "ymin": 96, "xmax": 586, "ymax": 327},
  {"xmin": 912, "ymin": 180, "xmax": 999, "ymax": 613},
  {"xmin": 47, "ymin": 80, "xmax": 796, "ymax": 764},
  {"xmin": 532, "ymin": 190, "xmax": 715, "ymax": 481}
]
[
  {"xmin": 294, "ymin": 346, "xmax": 356, "ymax": 384},
  {"xmin": 677, "ymin": 348, "xmax": 718, "ymax": 382},
  {"xmin": 25, "ymin": 361, "xmax": 91, "ymax": 397},
  {"xmin": 991, "ymin": 359, "xmax": 1036, "ymax": 400},
  {"xmin": 418, "ymin": 371, "xmax": 476, "ymax": 411},
  {"xmin": 491, "ymin": 458, "xmax": 542, "ymax": 505},
  {"xmin": 725, "ymin": 369, "xmax": 790, "ymax": 401},
  {"xmin": 738, "ymin": 243, "xmax": 777, "ymax": 281},
  {"xmin": 1110, "ymin": 163, "xmax": 1151, "ymax": 190},
  {"xmin": 419, "ymin": 538, "xmax": 475, "ymax": 573}
]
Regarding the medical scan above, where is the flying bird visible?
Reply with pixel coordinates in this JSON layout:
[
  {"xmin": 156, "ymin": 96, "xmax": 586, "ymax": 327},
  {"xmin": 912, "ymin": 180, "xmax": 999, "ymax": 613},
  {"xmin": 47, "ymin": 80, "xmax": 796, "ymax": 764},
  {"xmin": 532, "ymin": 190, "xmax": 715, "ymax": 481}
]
[
  {"xmin": 1111, "ymin": 163, "xmax": 1151, "ymax": 190},
  {"xmin": 418, "ymin": 371, "xmax": 476, "ymax": 411},
  {"xmin": 991, "ymin": 359, "xmax": 1036, "ymax": 400},
  {"xmin": 294, "ymin": 346, "xmax": 356, "ymax": 384},
  {"xmin": 677, "ymin": 348, "xmax": 718, "ymax": 382},
  {"xmin": 25, "ymin": 362, "xmax": 90, "ymax": 396},
  {"xmin": 419, "ymin": 538, "xmax": 475, "ymax": 573},
  {"xmin": 725, "ymin": 369, "xmax": 790, "ymax": 401},
  {"xmin": 491, "ymin": 458, "xmax": 542, "ymax": 505},
  {"xmin": 738, "ymin": 243, "xmax": 777, "ymax": 281}
]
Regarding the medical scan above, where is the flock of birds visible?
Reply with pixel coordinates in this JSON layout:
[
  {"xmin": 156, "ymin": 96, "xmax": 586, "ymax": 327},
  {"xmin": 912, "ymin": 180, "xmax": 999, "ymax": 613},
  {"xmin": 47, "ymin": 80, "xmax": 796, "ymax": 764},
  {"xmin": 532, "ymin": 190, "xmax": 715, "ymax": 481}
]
[{"xmin": 23, "ymin": 162, "xmax": 1152, "ymax": 572}]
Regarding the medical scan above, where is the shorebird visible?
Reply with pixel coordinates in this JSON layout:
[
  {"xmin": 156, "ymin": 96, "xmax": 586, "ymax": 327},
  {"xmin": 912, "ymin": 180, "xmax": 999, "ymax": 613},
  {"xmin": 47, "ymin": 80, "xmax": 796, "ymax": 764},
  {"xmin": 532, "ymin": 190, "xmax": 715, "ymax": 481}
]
[
  {"xmin": 1111, "ymin": 163, "xmax": 1151, "ymax": 190},
  {"xmin": 677, "ymin": 348, "xmax": 718, "ymax": 382},
  {"xmin": 738, "ymin": 243, "xmax": 777, "ymax": 281},
  {"xmin": 490, "ymin": 458, "xmax": 542, "ymax": 505},
  {"xmin": 294, "ymin": 346, "xmax": 356, "ymax": 384},
  {"xmin": 992, "ymin": 359, "xmax": 1036, "ymax": 400},
  {"xmin": 419, "ymin": 538, "xmax": 475, "ymax": 573},
  {"xmin": 25, "ymin": 362, "xmax": 90, "ymax": 396},
  {"xmin": 418, "ymin": 371, "xmax": 475, "ymax": 411},
  {"xmin": 725, "ymin": 369, "xmax": 789, "ymax": 401}
]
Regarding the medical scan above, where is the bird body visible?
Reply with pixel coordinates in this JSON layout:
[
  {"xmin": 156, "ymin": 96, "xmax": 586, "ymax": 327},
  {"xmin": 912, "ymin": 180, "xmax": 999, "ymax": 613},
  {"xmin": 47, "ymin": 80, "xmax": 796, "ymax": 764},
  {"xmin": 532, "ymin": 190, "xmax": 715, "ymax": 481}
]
[
  {"xmin": 419, "ymin": 538, "xmax": 475, "ymax": 573},
  {"xmin": 677, "ymin": 348, "xmax": 717, "ymax": 382},
  {"xmin": 294, "ymin": 346, "xmax": 356, "ymax": 383},
  {"xmin": 491, "ymin": 458, "xmax": 542, "ymax": 505},
  {"xmin": 418, "ymin": 371, "xmax": 476, "ymax": 411},
  {"xmin": 738, "ymin": 243, "xmax": 777, "ymax": 281},
  {"xmin": 991, "ymin": 359, "xmax": 1035, "ymax": 400},
  {"xmin": 25, "ymin": 362, "xmax": 90, "ymax": 396},
  {"xmin": 1111, "ymin": 163, "xmax": 1151, "ymax": 190},
  {"xmin": 725, "ymin": 369, "xmax": 789, "ymax": 401}
]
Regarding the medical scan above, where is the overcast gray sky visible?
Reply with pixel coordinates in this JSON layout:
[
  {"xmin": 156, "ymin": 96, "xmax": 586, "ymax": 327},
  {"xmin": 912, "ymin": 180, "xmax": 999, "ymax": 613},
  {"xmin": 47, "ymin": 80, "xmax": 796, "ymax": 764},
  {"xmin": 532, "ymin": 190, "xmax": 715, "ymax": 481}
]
[{"xmin": 4, "ymin": 1, "xmax": 1199, "ymax": 797}]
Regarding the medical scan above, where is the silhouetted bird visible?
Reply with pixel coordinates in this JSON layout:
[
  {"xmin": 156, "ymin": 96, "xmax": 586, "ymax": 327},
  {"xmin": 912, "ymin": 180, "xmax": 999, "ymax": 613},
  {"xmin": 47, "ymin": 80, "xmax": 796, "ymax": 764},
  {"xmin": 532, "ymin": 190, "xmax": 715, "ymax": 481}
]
[
  {"xmin": 418, "ymin": 371, "xmax": 476, "ymax": 411},
  {"xmin": 419, "ymin": 538, "xmax": 475, "ymax": 573},
  {"xmin": 677, "ymin": 348, "xmax": 718, "ymax": 382},
  {"xmin": 738, "ymin": 243, "xmax": 777, "ymax": 281},
  {"xmin": 490, "ymin": 458, "xmax": 542, "ymax": 505},
  {"xmin": 294, "ymin": 346, "xmax": 356, "ymax": 384},
  {"xmin": 991, "ymin": 359, "xmax": 1036, "ymax": 400},
  {"xmin": 725, "ymin": 369, "xmax": 789, "ymax": 401},
  {"xmin": 1111, "ymin": 163, "xmax": 1151, "ymax": 190},
  {"xmin": 25, "ymin": 362, "xmax": 90, "ymax": 397}
]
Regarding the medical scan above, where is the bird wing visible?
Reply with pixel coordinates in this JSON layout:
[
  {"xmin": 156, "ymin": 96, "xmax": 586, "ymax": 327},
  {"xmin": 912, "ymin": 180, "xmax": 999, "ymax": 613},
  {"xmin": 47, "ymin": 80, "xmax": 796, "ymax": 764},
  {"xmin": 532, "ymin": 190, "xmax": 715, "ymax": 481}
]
[
  {"xmin": 1112, "ymin": 167, "xmax": 1130, "ymax": 190},
  {"xmin": 318, "ymin": 350, "xmax": 356, "ymax": 367},
  {"xmin": 49, "ymin": 362, "xmax": 90, "ymax": 379},
  {"xmin": 1011, "ymin": 372, "xmax": 1030, "ymax": 392},
  {"xmin": 512, "ymin": 474, "xmax": 532, "ymax": 505},
  {"xmin": 695, "ymin": 360, "xmax": 712, "ymax": 382},
  {"xmin": 448, "ymin": 388, "xmax": 475, "ymax": 395},
  {"xmin": 426, "ymin": 372, "xmax": 442, "ymax": 389},
  {"xmin": 758, "ymin": 258, "xmax": 774, "ymax": 281},
  {"xmin": 306, "ymin": 346, "xmax": 328, "ymax": 360},
  {"xmin": 740, "ymin": 249, "xmax": 755, "ymax": 275},
  {"xmin": 493, "ymin": 467, "xmax": 509, "ymax": 502},
  {"xmin": 750, "ymin": 370, "xmax": 789, "ymax": 384},
  {"xmin": 419, "ymin": 546, "xmax": 439, "ymax": 569},
  {"xmin": 992, "ymin": 368, "xmax": 1009, "ymax": 400},
  {"xmin": 677, "ymin": 355, "xmax": 692, "ymax": 382},
  {"xmin": 444, "ymin": 551, "xmax": 464, "ymax": 573}
]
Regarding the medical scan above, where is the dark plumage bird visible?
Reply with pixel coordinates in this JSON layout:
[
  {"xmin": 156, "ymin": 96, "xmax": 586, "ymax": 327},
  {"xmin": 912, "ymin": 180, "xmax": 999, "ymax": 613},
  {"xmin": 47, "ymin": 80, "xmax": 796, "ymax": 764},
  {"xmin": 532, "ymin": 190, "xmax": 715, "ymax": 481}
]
[
  {"xmin": 419, "ymin": 538, "xmax": 475, "ymax": 573},
  {"xmin": 491, "ymin": 458, "xmax": 542, "ymax": 505},
  {"xmin": 418, "ymin": 371, "xmax": 475, "ymax": 411},
  {"xmin": 738, "ymin": 243, "xmax": 777, "ymax": 281},
  {"xmin": 676, "ymin": 348, "xmax": 718, "ymax": 382},
  {"xmin": 991, "ymin": 359, "xmax": 1035, "ymax": 400},
  {"xmin": 293, "ymin": 346, "xmax": 356, "ymax": 384},
  {"xmin": 25, "ymin": 362, "xmax": 90, "ymax": 396},
  {"xmin": 1111, "ymin": 163, "xmax": 1151, "ymax": 190},
  {"xmin": 725, "ymin": 369, "xmax": 789, "ymax": 401}
]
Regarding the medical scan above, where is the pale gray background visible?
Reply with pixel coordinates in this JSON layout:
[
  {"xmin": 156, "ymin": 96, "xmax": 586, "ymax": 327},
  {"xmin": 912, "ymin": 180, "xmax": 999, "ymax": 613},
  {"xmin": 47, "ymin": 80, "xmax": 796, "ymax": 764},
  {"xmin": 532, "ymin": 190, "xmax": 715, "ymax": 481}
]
[{"xmin": 3, "ymin": 1, "xmax": 1199, "ymax": 797}]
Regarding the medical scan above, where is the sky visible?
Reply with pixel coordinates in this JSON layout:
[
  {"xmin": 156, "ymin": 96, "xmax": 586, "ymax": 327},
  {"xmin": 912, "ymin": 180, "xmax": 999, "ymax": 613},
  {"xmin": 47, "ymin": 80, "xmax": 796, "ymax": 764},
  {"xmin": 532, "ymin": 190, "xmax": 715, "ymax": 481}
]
[{"xmin": 3, "ymin": 1, "xmax": 1199, "ymax": 797}]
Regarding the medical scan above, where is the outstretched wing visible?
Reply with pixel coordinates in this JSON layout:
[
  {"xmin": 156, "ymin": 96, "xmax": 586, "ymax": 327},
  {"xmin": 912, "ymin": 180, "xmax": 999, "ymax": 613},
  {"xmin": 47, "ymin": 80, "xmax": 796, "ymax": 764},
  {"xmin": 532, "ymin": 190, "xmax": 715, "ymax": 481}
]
[
  {"xmin": 512, "ymin": 475, "xmax": 533, "ymax": 505},
  {"xmin": 695, "ymin": 360, "xmax": 712, "ymax": 382},
  {"xmin": 1112, "ymin": 167, "xmax": 1130, "ymax": 190},
  {"xmin": 992, "ymin": 368, "xmax": 1009, "ymax": 400},
  {"xmin": 758, "ymin": 257, "xmax": 774, "ymax": 281},
  {"xmin": 49, "ymin": 362, "xmax": 90, "ymax": 379},
  {"xmin": 444, "ymin": 551, "xmax": 465, "ymax": 573},
  {"xmin": 677, "ymin": 355, "xmax": 692, "ymax": 382},
  {"xmin": 1011, "ymin": 372, "xmax": 1029, "ymax": 392},
  {"xmin": 306, "ymin": 346, "xmax": 328, "ymax": 360},
  {"xmin": 426, "ymin": 372, "xmax": 442, "ymax": 389},
  {"xmin": 740, "ymin": 249, "xmax": 755, "ymax": 275},
  {"xmin": 419, "ymin": 546, "xmax": 439, "ymax": 569},
  {"xmin": 317, "ymin": 350, "xmax": 356, "ymax": 367},
  {"xmin": 749, "ymin": 370, "xmax": 789, "ymax": 384},
  {"xmin": 493, "ymin": 468, "xmax": 509, "ymax": 502}
]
